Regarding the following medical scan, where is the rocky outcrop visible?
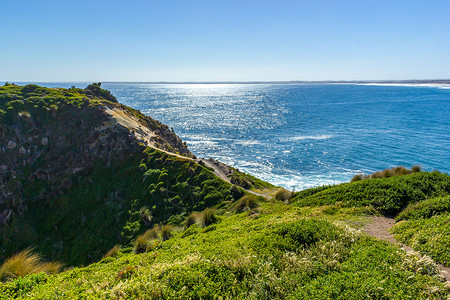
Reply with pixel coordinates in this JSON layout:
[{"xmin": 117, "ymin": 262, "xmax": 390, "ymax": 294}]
[{"xmin": 0, "ymin": 84, "xmax": 192, "ymax": 227}]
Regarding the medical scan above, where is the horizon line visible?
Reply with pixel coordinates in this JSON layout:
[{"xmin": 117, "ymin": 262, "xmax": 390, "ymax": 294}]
[{"xmin": 3, "ymin": 79, "xmax": 450, "ymax": 85}]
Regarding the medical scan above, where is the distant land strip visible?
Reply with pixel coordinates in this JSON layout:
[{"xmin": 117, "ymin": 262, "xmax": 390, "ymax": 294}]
[{"xmin": 102, "ymin": 79, "xmax": 450, "ymax": 85}]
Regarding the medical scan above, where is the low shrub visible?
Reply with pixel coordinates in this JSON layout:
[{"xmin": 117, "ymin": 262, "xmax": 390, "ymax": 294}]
[
  {"xmin": 391, "ymin": 214, "xmax": 450, "ymax": 266},
  {"xmin": 274, "ymin": 219, "xmax": 342, "ymax": 251},
  {"xmin": 294, "ymin": 172, "xmax": 450, "ymax": 215},
  {"xmin": 0, "ymin": 249, "xmax": 62, "ymax": 282},
  {"xmin": 396, "ymin": 195, "xmax": 450, "ymax": 220}
]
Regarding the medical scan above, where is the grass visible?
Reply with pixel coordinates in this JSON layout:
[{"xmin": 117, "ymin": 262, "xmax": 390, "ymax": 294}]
[
  {"xmin": 274, "ymin": 187, "xmax": 294, "ymax": 203},
  {"xmin": 0, "ymin": 201, "xmax": 447, "ymax": 299},
  {"xmin": 232, "ymin": 194, "xmax": 262, "ymax": 213},
  {"xmin": 391, "ymin": 214, "xmax": 450, "ymax": 266},
  {"xmin": 103, "ymin": 245, "xmax": 121, "ymax": 259},
  {"xmin": 396, "ymin": 195, "xmax": 450, "ymax": 221},
  {"xmin": 199, "ymin": 208, "xmax": 218, "ymax": 227},
  {"xmin": 0, "ymin": 249, "xmax": 62, "ymax": 282},
  {"xmin": 351, "ymin": 165, "xmax": 422, "ymax": 182},
  {"xmin": 293, "ymin": 171, "xmax": 450, "ymax": 214}
]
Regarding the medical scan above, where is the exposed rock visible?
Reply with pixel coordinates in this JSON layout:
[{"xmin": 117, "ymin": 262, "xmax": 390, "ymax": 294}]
[
  {"xmin": 7, "ymin": 141, "xmax": 16, "ymax": 149},
  {"xmin": 19, "ymin": 146, "xmax": 26, "ymax": 155}
]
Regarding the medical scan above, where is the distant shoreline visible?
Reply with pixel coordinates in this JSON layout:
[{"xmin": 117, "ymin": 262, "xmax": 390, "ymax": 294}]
[{"xmin": 99, "ymin": 79, "xmax": 450, "ymax": 85}]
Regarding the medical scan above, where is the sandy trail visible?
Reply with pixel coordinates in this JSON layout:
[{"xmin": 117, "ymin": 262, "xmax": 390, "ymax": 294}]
[{"xmin": 364, "ymin": 216, "xmax": 449, "ymax": 282}]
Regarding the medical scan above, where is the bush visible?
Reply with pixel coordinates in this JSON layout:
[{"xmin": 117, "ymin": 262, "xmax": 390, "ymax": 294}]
[
  {"xmin": 0, "ymin": 249, "xmax": 62, "ymax": 282},
  {"xmin": 83, "ymin": 83, "xmax": 117, "ymax": 103},
  {"xmin": 397, "ymin": 195, "xmax": 450, "ymax": 221},
  {"xmin": 232, "ymin": 195, "xmax": 261, "ymax": 213},
  {"xmin": 274, "ymin": 219, "xmax": 342, "ymax": 251},
  {"xmin": 229, "ymin": 184, "xmax": 245, "ymax": 200}
]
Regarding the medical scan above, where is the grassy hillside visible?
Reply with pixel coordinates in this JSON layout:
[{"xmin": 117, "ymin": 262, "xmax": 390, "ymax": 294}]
[
  {"xmin": 293, "ymin": 171, "xmax": 450, "ymax": 215},
  {"xmin": 0, "ymin": 201, "xmax": 448, "ymax": 299},
  {"xmin": 0, "ymin": 84, "xmax": 238, "ymax": 266}
]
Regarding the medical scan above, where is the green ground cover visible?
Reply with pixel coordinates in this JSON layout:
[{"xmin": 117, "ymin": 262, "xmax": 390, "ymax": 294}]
[{"xmin": 0, "ymin": 202, "xmax": 447, "ymax": 299}]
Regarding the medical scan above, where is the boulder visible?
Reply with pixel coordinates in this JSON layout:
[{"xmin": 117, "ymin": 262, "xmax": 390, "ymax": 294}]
[{"xmin": 7, "ymin": 141, "xmax": 17, "ymax": 149}]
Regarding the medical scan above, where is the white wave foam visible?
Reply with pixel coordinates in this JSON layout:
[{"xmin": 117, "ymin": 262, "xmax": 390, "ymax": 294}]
[
  {"xmin": 290, "ymin": 134, "xmax": 334, "ymax": 141},
  {"xmin": 236, "ymin": 140, "xmax": 260, "ymax": 146},
  {"xmin": 185, "ymin": 140, "xmax": 218, "ymax": 146},
  {"xmin": 357, "ymin": 83, "xmax": 450, "ymax": 89}
]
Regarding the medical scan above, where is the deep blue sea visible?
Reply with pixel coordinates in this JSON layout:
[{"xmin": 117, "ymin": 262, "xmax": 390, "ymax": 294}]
[{"xmin": 28, "ymin": 82, "xmax": 450, "ymax": 190}]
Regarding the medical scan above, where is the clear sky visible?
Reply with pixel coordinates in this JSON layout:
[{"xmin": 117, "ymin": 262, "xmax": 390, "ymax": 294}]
[{"xmin": 1, "ymin": 0, "xmax": 450, "ymax": 82}]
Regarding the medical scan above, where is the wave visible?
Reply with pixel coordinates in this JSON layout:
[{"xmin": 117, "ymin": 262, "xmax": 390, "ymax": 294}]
[
  {"xmin": 357, "ymin": 83, "xmax": 450, "ymax": 89},
  {"xmin": 290, "ymin": 134, "xmax": 334, "ymax": 141}
]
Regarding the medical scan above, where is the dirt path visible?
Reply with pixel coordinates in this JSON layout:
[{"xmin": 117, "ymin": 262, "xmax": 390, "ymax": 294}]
[
  {"xmin": 151, "ymin": 147, "xmax": 271, "ymax": 199},
  {"xmin": 364, "ymin": 216, "xmax": 450, "ymax": 282}
]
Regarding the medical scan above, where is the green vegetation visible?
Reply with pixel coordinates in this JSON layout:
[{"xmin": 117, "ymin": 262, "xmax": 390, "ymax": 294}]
[
  {"xmin": 294, "ymin": 171, "xmax": 450, "ymax": 214},
  {"xmin": 396, "ymin": 195, "xmax": 450, "ymax": 221},
  {"xmin": 0, "ymin": 202, "xmax": 447, "ymax": 299},
  {"xmin": 391, "ymin": 195, "xmax": 450, "ymax": 266},
  {"xmin": 1, "ymin": 84, "xmax": 449, "ymax": 298},
  {"xmin": 230, "ymin": 168, "xmax": 276, "ymax": 191},
  {"xmin": 1, "ymin": 148, "xmax": 236, "ymax": 266},
  {"xmin": 391, "ymin": 214, "xmax": 450, "ymax": 266}
]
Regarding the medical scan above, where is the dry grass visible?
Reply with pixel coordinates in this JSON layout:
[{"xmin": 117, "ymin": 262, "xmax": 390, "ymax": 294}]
[
  {"xmin": 161, "ymin": 225, "xmax": 174, "ymax": 241},
  {"xmin": 274, "ymin": 188, "xmax": 293, "ymax": 203},
  {"xmin": 133, "ymin": 227, "xmax": 160, "ymax": 254},
  {"xmin": 351, "ymin": 165, "xmax": 422, "ymax": 182},
  {"xmin": 200, "ymin": 208, "xmax": 218, "ymax": 227},
  {"xmin": 232, "ymin": 195, "xmax": 260, "ymax": 213},
  {"xmin": 103, "ymin": 244, "xmax": 121, "ymax": 258},
  {"xmin": 184, "ymin": 212, "xmax": 199, "ymax": 229},
  {"xmin": 0, "ymin": 248, "xmax": 62, "ymax": 282}
]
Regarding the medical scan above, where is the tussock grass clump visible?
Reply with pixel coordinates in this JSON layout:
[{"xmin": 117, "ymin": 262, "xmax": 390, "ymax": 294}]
[
  {"xmin": 200, "ymin": 208, "xmax": 219, "ymax": 227},
  {"xmin": 103, "ymin": 245, "xmax": 121, "ymax": 259},
  {"xmin": 274, "ymin": 188, "xmax": 293, "ymax": 203},
  {"xmin": 161, "ymin": 225, "xmax": 174, "ymax": 241},
  {"xmin": 0, "ymin": 248, "xmax": 62, "ymax": 282},
  {"xmin": 184, "ymin": 212, "xmax": 199, "ymax": 229},
  {"xmin": 351, "ymin": 165, "xmax": 422, "ymax": 182},
  {"xmin": 232, "ymin": 195, "xmax": 261, "ymax": 213},
  {"xmin": 133, "ymin": 227, "xmax": 160, "ymax": 254}
]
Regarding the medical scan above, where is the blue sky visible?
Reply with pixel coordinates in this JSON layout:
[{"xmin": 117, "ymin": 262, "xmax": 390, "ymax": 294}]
[{"xmin": 1, "ymin": 0, "xmax": 449, "ymax": 82}]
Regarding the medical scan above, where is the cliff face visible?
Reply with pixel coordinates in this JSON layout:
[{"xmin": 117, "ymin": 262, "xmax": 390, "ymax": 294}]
[
  {"xmin": 0, "ymin": 84, "xmax": 190, "ymax": 226},
  {"xmin": 0, "ymin": 84, "xmax": 225, "ymax": 265}
]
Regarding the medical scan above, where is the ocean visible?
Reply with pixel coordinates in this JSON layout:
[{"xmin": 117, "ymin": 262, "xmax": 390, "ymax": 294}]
[{"xmin": 28, "ymin": 82, "xmax": 450, "ymax": 190}]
